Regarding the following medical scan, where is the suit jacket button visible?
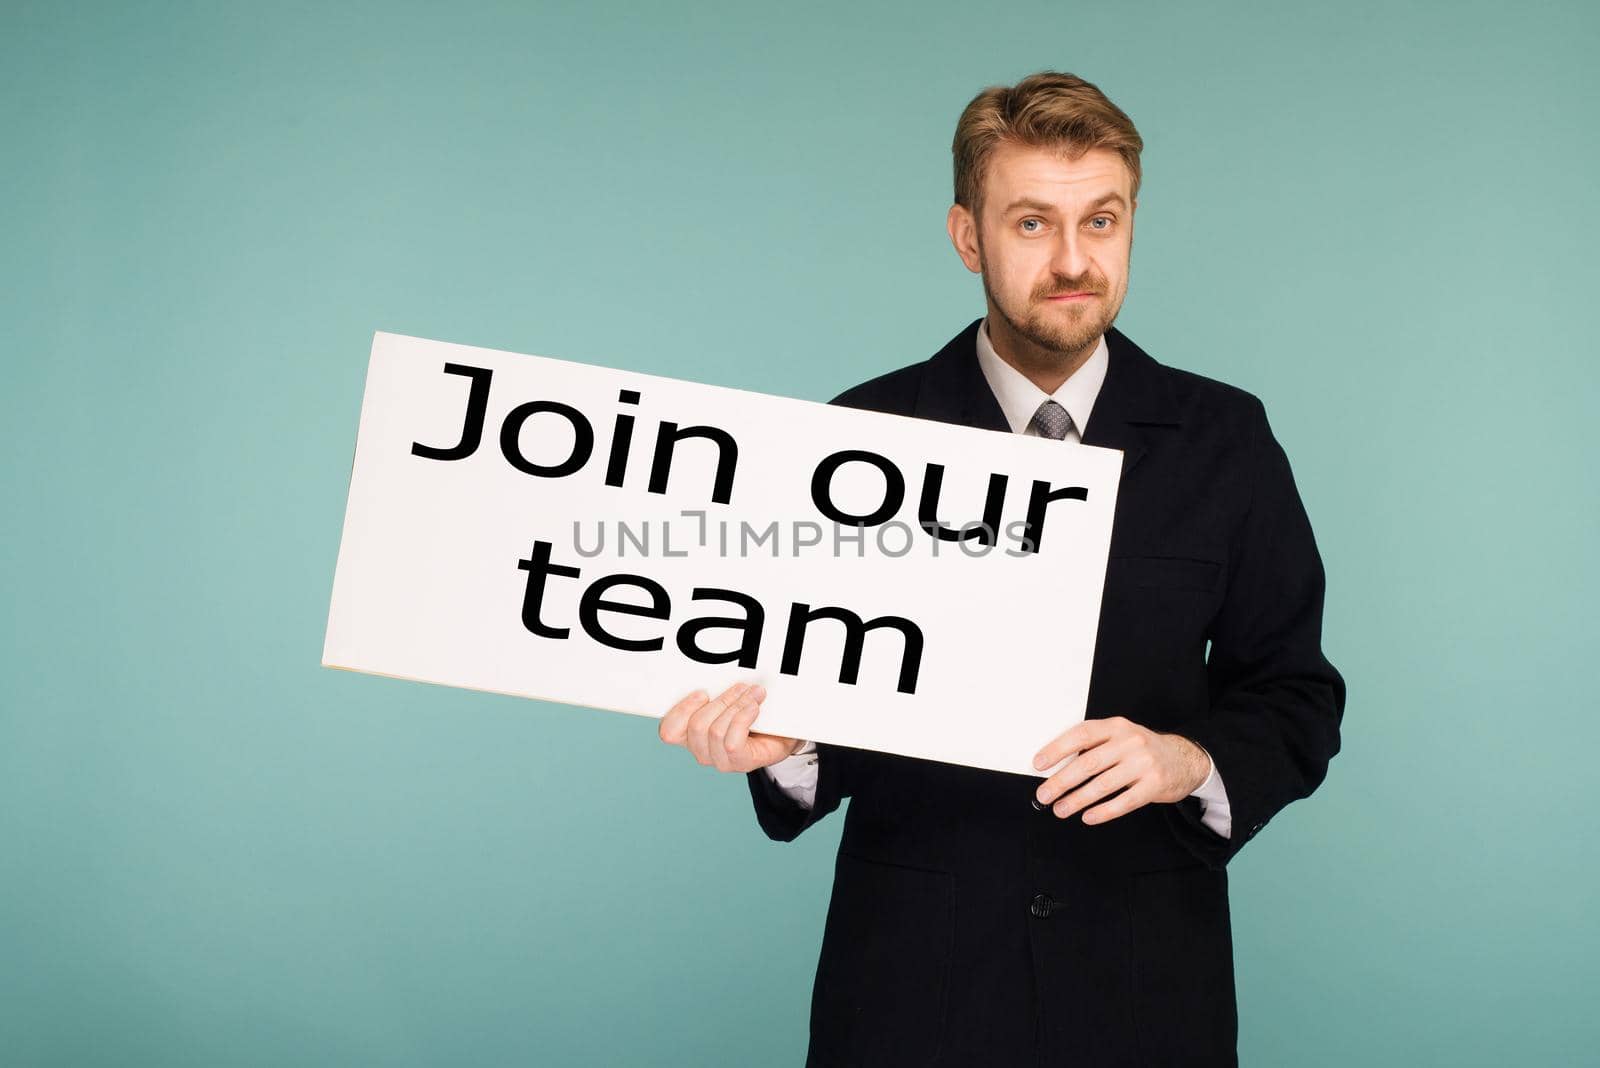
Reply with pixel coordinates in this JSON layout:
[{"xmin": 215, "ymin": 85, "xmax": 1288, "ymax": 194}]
[
  {"xmin": 1030, "ymin": 893, "xmax": 1055, "ymax": 919},
  {"xmin": 1031, "ymin": 796, "xmax": 1046, "ymax": 811}
]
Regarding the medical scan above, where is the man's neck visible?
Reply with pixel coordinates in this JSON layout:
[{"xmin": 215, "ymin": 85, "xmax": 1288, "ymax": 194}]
[{"xmin": 984, "ymin": 307, "xmax": 1100, "ymax": 395}]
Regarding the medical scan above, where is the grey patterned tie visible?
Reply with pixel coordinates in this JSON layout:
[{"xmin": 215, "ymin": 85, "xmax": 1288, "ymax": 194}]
[{"xmin": 1029, "ymin": 399, "xmax": 1074, "ymax": 440}]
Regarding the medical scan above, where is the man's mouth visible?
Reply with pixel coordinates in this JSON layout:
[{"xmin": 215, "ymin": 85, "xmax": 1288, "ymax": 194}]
[{"xmin": 1044, "ymin": 292, "xmax": 1097, "ymax": 302}]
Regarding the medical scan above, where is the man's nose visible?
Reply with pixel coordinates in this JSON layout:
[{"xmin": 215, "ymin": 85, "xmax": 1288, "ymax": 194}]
[{"xmin": 1049, "ymin": 233, "xmax": 1091, "ymax": 280}]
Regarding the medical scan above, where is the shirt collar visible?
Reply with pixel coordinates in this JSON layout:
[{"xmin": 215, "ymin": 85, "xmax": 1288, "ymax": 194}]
[{"xmin": 974, "ymin": 318, "xmax": 1109, "ymax": 437}]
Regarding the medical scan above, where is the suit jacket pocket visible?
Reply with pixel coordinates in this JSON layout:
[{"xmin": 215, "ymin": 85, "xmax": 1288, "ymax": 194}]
[
  {"xmin": 809, "ymin": 852, "xmax": 954, "ymax": 1065},
  {"xmin": 1111, "ymin": 554, "xmax": 1222, "ymax": 593}
]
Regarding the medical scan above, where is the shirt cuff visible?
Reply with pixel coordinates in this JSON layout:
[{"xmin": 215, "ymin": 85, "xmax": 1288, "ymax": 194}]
[
  {"xmin": 1187, "ymin": 744, "xmax": 1233, "ymax": 840},
  {"xmin": 764, "ymin": 742, "xmax": 819, "ymax": 809}
]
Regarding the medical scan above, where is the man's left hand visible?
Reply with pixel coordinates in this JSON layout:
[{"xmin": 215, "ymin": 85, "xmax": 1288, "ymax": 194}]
[{"xmin": 1032, "ymin": 716, "xmax": 1210, "ymax": 824}]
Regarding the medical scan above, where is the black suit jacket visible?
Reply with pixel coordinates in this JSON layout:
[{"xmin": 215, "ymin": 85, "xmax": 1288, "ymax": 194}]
[{"xmin": 747, "ymin": 320, "xmax": 1345, "ymax": 1067}]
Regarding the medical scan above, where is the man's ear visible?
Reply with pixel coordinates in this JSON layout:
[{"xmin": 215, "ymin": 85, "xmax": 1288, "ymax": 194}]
[{"xmin": 946, "ymin": 204, "xmax": 983, "ymax": 274}]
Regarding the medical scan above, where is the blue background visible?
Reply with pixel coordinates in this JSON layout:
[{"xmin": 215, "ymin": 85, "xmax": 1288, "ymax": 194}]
[{"xmin": 4, "ymin": 1, "xmax": 1597, "ymax": 1063}]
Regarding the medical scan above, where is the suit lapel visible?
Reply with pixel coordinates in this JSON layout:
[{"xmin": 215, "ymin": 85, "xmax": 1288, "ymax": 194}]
[
  {"xmin": 912, "ymin": 318, "xmax": 1181, "ymax": 479},
  {"xmin": 1078, "ymin": 327, "xmax": 1182, "ymax": 479},
  {"xmin": 910, "ymin": 319, "xmax": 1011, "ymax": 433}
]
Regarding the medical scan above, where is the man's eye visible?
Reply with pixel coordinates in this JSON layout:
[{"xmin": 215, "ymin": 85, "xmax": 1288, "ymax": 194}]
[
  {"xmin": 1088, "ymin": 216, "xmax": 1113, "ymax": 231},
  {"xmin": 1020, "ymin": 218, "xmax": 1043, "ymax": 233}
]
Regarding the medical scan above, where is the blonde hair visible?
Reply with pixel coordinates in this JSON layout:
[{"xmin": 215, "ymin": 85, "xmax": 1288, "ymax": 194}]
[{"xmin": 953, "ymin": 71, "xmax": 1144, "ymax": 215}]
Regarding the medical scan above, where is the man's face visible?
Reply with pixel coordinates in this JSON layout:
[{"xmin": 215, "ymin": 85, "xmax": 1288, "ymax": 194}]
[{"xmin": 947, "ymin": 143, "xmax": 1136, "ymax": 365}]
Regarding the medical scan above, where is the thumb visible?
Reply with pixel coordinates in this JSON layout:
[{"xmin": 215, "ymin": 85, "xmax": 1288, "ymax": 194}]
[
  {"xmin": 723, "ymin": 691, "xmax": 796, "ymax": 768},
  {"xmin": 750, "ymin": 732, "xmax": 802, "ymax": 767}
]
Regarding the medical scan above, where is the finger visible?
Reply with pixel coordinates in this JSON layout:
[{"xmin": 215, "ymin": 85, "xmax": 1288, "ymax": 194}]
[
  {"xmin": 659, "ymin": 690, "xmax": 709, "ymax": 745},
  {"xmin": 1053, "ymin": 762, "xmax": 1139, "ymax": 821},
  {"xmin": 1034, "ymin": 717, "xmax": 1120, "ymax": 772},
  {"xmin": 710, "ymin": 685, "xmax": 766, "ymax": 771},
  {"xmin": 721, "ymin": 685, "xmax": 768, "ymax": 765},
  {"xmin": 687, "ymin": 682, "xmax": 747, "ymax": 765},
  {"xmin": 706, "ymin": 689, "xmax": 750, "ymax": 771},
  {"xmin": 1034, "ymin": 740, "xmax": 1127, "ymax": 807},
  {"xmin": 1081, "ymin": 780, "xmax": 1158, "ymax": 825}
]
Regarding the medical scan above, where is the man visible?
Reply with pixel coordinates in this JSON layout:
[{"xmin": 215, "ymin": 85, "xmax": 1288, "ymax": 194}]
[{"xmin": 659, "ymin": 71, "xmax": 1344, "ymax": 1066}]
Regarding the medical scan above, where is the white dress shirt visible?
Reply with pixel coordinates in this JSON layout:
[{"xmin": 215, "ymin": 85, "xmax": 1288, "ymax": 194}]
[{"xmin": 763, "ymin": 320, "xmax": 1233, "ymax": 839}]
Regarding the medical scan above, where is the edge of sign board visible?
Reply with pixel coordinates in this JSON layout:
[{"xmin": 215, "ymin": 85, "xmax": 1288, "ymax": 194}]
[
  {"xmin": 320, "ymin": 659, "xmax": 659, "ymax": 722},
  {"xmin": 318, "ymin": 659, "xmax": 1059, "ymax": 781},
  {"xmin": 364, "ymin": 330, "xmax": 1128, "ymax": 465}
]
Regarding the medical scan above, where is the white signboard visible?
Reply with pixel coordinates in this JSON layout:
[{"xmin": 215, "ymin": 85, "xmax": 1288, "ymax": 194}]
[{"xmin": 323, "ymin": 333, "xmax": 1122, "ymax": 777}]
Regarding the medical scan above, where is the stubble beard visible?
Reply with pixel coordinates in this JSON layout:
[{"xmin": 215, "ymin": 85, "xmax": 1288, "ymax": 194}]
[
  {"xmin": 977, "ymin": 236, "xmax": 1126, "ymax": 376},
  {"xmin": 982, "ymin": 268, "xmax": 1120, "ymax": 371}
]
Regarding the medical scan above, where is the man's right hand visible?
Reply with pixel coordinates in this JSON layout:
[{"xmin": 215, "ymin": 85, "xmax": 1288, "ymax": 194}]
[{"xmin": 658, "ymin": 682, "xmax": 800, "ymax": 773}]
